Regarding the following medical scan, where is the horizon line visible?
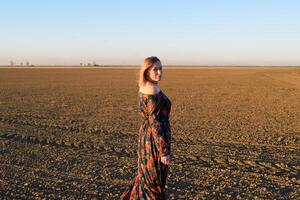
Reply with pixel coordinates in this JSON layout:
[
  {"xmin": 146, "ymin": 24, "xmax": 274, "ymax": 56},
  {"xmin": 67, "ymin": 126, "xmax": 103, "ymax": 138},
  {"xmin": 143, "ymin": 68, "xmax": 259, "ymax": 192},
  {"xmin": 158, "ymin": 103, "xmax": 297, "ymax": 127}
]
[
  {"xmin": 1, "ymin": 63, "xmax": 300, "ymax": 67},
  {"xmin": 0, "ymin": 64, "xmax": 299, "ymax": 68}
]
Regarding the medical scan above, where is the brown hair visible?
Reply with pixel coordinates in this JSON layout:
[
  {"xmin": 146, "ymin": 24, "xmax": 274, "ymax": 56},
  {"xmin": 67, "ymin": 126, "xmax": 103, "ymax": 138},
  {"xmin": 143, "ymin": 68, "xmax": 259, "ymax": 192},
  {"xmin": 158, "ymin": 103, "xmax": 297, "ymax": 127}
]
[{"xmin": 137, "ymin": 56, "xmax": 161, "ymax": 88}]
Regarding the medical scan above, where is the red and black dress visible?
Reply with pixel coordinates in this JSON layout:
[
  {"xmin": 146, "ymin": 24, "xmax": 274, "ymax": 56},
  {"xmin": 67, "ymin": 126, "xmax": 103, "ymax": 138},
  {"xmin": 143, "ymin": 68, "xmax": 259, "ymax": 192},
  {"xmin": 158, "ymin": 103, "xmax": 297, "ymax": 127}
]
[{"xmin": 120, "ymin": 90, "xmax": 172, "ymax": 200}]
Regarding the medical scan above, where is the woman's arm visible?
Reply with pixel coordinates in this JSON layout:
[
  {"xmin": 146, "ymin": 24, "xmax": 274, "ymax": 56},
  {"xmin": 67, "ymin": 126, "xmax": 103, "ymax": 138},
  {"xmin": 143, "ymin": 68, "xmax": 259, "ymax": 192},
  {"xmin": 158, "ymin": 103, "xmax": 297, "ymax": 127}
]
[{"xmin": 146, "ymin": 95, "xmax": 171, "ymax": 158}]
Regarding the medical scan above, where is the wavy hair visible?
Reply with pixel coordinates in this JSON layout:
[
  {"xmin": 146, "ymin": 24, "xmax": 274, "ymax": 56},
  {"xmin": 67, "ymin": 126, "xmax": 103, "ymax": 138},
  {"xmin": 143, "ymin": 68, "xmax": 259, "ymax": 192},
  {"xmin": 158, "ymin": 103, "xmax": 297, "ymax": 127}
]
[{"xmin": 137, "ymin": 56, "xmax": 161, "ymax": 88}]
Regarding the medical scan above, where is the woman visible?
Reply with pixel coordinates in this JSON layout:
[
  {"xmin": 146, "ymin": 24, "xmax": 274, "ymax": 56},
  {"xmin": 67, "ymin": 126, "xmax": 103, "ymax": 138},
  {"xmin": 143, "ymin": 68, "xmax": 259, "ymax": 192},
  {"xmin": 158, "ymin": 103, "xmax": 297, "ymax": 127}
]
[{"xmin": 120, "ymin": 56, "xmax": 172, "ymax": 199}]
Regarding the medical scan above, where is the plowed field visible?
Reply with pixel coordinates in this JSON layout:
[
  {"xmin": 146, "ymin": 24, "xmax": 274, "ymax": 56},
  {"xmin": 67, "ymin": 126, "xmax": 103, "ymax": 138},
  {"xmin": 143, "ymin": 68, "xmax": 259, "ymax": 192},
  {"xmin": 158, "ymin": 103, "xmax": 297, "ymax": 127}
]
[{"xmin": 0, "ymin": 67, "xmax": 299, "ymax": 199}]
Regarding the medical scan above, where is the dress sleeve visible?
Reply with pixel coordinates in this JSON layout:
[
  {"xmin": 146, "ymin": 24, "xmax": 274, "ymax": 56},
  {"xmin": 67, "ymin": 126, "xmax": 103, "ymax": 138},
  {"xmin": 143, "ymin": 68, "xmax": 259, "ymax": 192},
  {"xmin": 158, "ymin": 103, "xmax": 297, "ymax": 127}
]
[{"xmin": 146, "ymin": 95, "xmax": 170, "ymax": 157}]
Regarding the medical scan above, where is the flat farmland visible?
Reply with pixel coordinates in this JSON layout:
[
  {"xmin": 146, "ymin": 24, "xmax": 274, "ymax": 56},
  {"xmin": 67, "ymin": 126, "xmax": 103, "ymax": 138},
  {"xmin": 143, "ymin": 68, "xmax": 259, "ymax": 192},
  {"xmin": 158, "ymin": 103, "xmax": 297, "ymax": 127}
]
[{"xmin": 0, "ymin": 67, "xmax": 299, "ymax": 199}]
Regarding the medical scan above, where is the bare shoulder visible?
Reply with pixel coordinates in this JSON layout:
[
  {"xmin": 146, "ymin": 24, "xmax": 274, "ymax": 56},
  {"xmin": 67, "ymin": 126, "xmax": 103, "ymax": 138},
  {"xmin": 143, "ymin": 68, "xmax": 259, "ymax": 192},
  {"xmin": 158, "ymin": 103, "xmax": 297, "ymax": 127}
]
[{"xmin": 139, "ymin": 83, "xmax": 160, "ymax": 95}]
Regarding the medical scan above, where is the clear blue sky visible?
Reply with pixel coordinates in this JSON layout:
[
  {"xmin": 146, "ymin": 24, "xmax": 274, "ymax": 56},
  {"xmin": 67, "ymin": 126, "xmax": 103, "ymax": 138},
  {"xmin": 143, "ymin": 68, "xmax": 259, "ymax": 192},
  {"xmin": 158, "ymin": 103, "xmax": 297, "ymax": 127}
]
[{"xmin": 1, "ymin": 0, "xmax": 300, "ymax": 65}]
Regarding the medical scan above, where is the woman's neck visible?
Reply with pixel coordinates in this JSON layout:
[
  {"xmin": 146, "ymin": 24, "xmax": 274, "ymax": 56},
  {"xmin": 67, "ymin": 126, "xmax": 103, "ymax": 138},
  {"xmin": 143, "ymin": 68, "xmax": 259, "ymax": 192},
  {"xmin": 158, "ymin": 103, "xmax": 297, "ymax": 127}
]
[{"xmin": 148, "ymin": 79, "xmax": 158, "ymax": 85}]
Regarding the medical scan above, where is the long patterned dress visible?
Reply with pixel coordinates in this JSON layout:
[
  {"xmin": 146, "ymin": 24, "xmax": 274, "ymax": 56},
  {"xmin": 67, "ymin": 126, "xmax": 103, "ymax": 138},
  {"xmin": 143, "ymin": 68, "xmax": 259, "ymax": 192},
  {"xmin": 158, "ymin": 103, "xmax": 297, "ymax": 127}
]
[{"xmin": 120, "ymin": 90, "xmax": 172, "ymax": 200}]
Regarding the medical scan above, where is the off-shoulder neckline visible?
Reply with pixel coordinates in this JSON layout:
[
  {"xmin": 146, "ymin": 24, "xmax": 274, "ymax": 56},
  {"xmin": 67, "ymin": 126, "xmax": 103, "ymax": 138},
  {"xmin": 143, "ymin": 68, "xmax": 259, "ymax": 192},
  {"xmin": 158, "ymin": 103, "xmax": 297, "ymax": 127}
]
[{"xmin": 138, "ymin": 90, "xmax": 162, "ymax": 96}]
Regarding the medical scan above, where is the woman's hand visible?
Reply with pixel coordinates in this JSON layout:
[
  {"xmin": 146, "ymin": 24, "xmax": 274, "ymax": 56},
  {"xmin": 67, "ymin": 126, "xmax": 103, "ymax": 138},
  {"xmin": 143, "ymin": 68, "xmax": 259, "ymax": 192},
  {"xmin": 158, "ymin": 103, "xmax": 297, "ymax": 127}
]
[{"xmin": 160, "ymin": 155, "xmax": 171, "ymax": 165}]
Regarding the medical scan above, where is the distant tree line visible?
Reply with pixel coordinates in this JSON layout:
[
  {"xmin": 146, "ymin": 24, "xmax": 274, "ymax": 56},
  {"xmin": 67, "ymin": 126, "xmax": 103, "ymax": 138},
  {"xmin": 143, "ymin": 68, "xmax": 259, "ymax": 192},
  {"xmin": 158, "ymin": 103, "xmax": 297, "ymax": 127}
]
[
  {"xmin": 80, "ymin": 62, "xmax": 100, "ymax": 67},
  {"xmin": 8, "ymin": 61, "xmax": 107, "ymax": 67},
  {"xmin": 10, "ymin": 61, "xmax": 34, "ymax": 67}
]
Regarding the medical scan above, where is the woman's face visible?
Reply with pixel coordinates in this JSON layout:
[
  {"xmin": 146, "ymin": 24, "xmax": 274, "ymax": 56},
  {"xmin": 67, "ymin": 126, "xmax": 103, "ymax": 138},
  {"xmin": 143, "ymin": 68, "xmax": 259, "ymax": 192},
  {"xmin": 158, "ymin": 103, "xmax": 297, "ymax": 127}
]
[{"xmin": 147, "ymin": 61, "xmax": 163, "ymax": 82}]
